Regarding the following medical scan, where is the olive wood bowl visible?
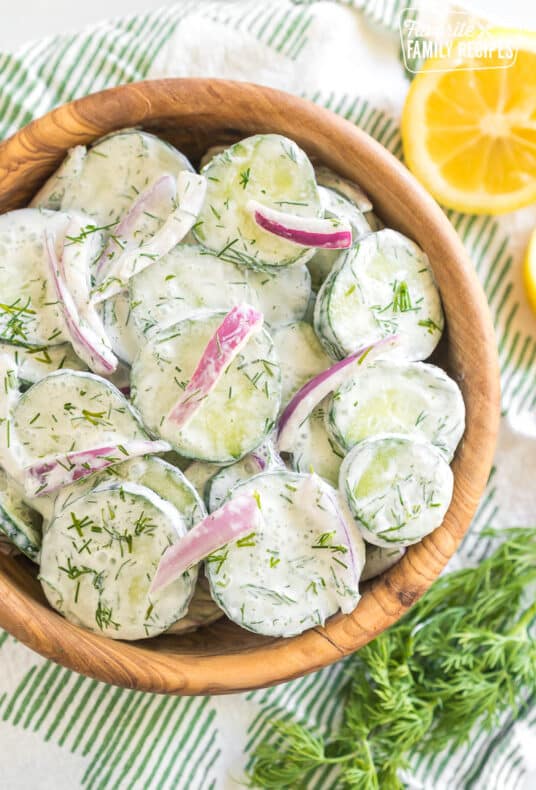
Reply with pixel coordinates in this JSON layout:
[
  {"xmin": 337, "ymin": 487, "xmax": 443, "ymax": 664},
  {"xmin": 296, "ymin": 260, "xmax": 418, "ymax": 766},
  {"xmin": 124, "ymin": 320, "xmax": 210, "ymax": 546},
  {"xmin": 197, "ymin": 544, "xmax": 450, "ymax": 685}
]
[{"xmin": 0, "ymin": 79, "xmax": 500, "ymax": 695}]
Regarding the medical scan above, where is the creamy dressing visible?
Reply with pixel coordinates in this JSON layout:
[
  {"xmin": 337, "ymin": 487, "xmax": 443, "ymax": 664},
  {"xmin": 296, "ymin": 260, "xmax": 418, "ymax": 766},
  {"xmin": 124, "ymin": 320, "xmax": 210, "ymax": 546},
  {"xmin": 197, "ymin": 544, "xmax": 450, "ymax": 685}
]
[
  {"xmin": 206, "ymin": 470, "xmax": 364, "ymax": 637},
  {"xmin": 290, "ymin": 397, "xmax": 344, "ymax": 487}
]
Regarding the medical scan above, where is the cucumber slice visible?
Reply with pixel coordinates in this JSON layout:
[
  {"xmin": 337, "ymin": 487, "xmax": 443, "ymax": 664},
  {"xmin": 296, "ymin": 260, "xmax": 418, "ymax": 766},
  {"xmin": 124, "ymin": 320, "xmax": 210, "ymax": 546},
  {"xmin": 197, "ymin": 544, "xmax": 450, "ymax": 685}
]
[
  {"xmin": 34, "ymin": 130, "xmax": 193, "ymax": 226},
  {"xmin": 0, "ymin": 468, "xmax": 42, "ymax": 562},
  {"xmin": 205, "ymin": 441, "xmax": 282, "ymax": 512},
  {"xmin": 289, "ymin": 398, "xmax": 344, "ymax": 487},
  {"xmin": 247, "ymin": 264, "xmax": 311, "ymax": 327},
  {"xmin": 1, "ymin": 343, "xmax": 87, "ymax": 387},
  {"xmin": 184, "ymin": 460, "xmax": 222, "ymax": 501},
  {"xmin": 101, "ymin": 292, "xmax": 139, "ymax": 365},
  {"xmin": 0, "ymin": 209, "xmax": 73, "ymax": 347},
  {"xmin": 194, "ymin": 134, "xmax": 321, "ymax": 269},
  {"xmin": 199, "ymin": 145, "xmax": 227, "ymax": 170},
  {"xmin": 166, "ymin": 573, "xmax": 223, "ymax": 634},
  {"xmin": 314, "ymin": 230, "xmax": 444, "ymax": 361},
  {"xmin": 328, "ymin": 360, "xmax": 465, "ymax": 461},
  {"xmin": 55, "ymin": 456, "xmax": 205, "ymax": 531},
  {"xmin": 340, "ymin": 435, "xmax": 453, "ymax": 548},
  {"xmin": 315, "ymin": 165, "xmax": 373, "ymax": 213},
  {"xmin": 128, "ymin": 245, "xmax": 258, "ymax": 339},
  {"xmin": 205, "ymin": 470, "xmax": 365, "ymax": 637},
  {"xmin": 361, "ymin": 544, "xmax": 405, "ymax": 582},
  {"xmin": 131, "ymin": 313, "xmax": 281, "ymax": 463},
  {"xmin": 12, "ymin": 370, "xmax": 147, "ymax": 462},
  {"xmin": 272, "ymin": 321, "xmax": 331, "ymax": 407},
  {"xmin": 308, "ymin": 186, "xmax": 372, "ymax": 290},
  {"xmin": 39, "ymin": 482, "xmax": 197, "ymax": 640},
  {"xmin": 31, "ymin": 146, "xmax": 87, "ymax": 210}
]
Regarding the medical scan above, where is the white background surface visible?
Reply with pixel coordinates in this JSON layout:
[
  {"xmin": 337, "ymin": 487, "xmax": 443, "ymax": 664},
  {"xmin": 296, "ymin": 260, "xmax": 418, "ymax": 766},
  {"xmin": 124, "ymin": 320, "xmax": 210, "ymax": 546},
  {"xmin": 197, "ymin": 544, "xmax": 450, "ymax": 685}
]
[{"xmin": 0, "ymin": 0, "xmax": 534, "ymax": 52}]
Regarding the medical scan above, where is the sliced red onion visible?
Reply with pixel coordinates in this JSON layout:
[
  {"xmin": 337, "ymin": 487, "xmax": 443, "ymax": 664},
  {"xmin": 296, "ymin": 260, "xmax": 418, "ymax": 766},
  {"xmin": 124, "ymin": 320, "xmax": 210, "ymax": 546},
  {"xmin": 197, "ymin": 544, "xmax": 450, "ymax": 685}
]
[
  {"xmin": 44, "ymin": 232, "xmax": 118, "ymax": 376},
  {"xmin": 247, "ymin": 199, "xmax": 352, "ymax": 249},
  {"xmin": 92, "ymin": 172, "xmax": 207, "ymax": 303},
  {"xmin": 95, "ymin": 174, "xmax": 176, "ymax": 277},
  {"xmin": 299, "ymin": 473, "xmax": 361, "ymax": 608},
  {"xmin": 24, "ymin": 438, "xmax": 171, "ymax": 497},
  {"xmin": 167, "ymin": 304, "xmax": 264, "ymax": 430},
  {"xmin": 150, "ymin": 494, "xmax": 261, "ymax": 592},
  {"xmin": 277, "ymin": 335, "xmax": 398, "ymax": 453}
]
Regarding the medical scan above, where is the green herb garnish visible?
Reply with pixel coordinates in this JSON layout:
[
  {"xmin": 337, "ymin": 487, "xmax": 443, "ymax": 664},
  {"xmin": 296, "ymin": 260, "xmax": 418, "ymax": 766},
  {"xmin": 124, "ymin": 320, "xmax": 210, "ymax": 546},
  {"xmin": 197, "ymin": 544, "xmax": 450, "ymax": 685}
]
[{"xmin": 249, "ymin": 529, "xmax": 536, "ymax": 789}]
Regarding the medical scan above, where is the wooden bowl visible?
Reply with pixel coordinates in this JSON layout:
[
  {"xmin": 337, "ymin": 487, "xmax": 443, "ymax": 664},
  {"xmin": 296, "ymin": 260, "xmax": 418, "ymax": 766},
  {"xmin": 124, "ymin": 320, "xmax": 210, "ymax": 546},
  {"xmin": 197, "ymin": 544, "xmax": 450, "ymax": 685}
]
[{"xmin": 0, "ymin": 79, "xmax": 500, "ymax": 695}]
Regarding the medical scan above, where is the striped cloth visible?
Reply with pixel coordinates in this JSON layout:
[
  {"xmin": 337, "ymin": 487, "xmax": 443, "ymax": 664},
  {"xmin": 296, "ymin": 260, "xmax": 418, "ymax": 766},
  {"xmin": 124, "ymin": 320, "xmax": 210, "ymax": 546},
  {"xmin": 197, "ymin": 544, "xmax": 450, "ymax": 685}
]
[{"xmin": 1, "ymin": 1, "xmax": 535, "ymax": 788}]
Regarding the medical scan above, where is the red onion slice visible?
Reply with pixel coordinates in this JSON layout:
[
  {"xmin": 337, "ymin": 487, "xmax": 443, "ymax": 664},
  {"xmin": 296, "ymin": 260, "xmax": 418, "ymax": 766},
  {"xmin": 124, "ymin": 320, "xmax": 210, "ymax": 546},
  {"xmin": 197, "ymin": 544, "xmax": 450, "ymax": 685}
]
[
  {"xmin": 92, "ymin": 172, "xmax": 207, "ymax": 303},
  {"xmin": 95, "ymin": 174, "xmax": 176, "ymax": 277},
  {"xmin": 25, "ymin": 438, "xmax": 171, "ymax": 497},
  {"xmin": 247, "ymin": 199, "xmax": 352, "ymax": 249},
  {"xmin": 277, "ymin": 336, "xmax": 398, "ymax": 453},
  {"xmin": 167, "ymin": 304, "xmax": 264, "ymax": 430},
  {"xmin": 150, "ymin": 494, "xmax": 261, "ymax": 592},
  {"xmin": 45, "ymin": 232, "xmax": 118, "ymax": 376}
]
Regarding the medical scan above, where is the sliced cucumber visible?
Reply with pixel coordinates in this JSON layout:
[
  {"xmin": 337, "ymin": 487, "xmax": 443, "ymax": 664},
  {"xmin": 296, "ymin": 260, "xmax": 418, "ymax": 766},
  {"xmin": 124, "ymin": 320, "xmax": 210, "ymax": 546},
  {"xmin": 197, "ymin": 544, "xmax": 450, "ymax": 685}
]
[
  {"xmin": 34, "ymin": 130, "xmax": 193, "ymax": 226},
  {"xmin": 131, "ymin": 313, "xmax": 281, "ymax": 463},
  {"xmin": 12, "ymin": 370, "xmax": 146, "ymax": 461},
  {"xmin": 166, "ymin": 573, "xmax": 223, "ymax": 634},
  {"xmin": 361, "ymin": 543, "xmax": 405, "ymax": 582},
  {"xmin": 307, "ymin": 186, "xmax": 372, "ymax": 290},
  {"xmin": 55, "ymin": 456, "xmax": 205, "ymax": 530},
  {"xmin": 199, "ymin": 144, "xmax": 227, "ymax": 170},
  {"xmin": 314, "ymin": 165, "xmax": 373, "ymax": 213},
  {"xmin": 0, "ymin": 209, "xmax": 73, "ymax": 347},
  {"xmin": 272, "ymin": 321, "xmax": 331, "ymax": 407},
  {"xmin": 0, "ymin": 468, "xmax": 42, "ymax": 562},
  {"xmin": 314, "ymin": 230, "xmax": 444, "ymax": 361},
  {"xmin": 205, "ymin": 441, "xmax": 282, "ymax": 512},
  {"xmin": 205, "ymin": 470, "xmax": 365, "ymax": 637},
  {"xmin": 340, "ymin": 434, "xmax": 453, "ymax": 548},
  {"xmin": 328, "ymin": 360, "xmax": 465, "ymax": 461},
  {"xmin": 184, "ymin": 460, "xmax": 222, "ymax": 501},
  {"xmin": 195, "ymin": 134, "xmax": 321, "ymax": 269},
  {"xmin": 39, "ymin": 482, "xmax": 197, "ymax": 640},
  {"xmin": 247, "ymin": 264, "xmax": 311, "ymax": 327},
  {"xmin": 1, "ymin": 343, "xmax": 87, "ymax": 387},
  {"xmin": 101, "ymin": 292, "xmax": 140, "ymax": 365},
  {"xmin": 289, "ymin": 398, "xmax": 344, "ymax": 487},
  {"xmin": 31, "ymin": 145, "xmax": 87, "ymax": 210},
  {"xmin": 128, "ymin": 245, "xmax": 258, "ymax": 339}
]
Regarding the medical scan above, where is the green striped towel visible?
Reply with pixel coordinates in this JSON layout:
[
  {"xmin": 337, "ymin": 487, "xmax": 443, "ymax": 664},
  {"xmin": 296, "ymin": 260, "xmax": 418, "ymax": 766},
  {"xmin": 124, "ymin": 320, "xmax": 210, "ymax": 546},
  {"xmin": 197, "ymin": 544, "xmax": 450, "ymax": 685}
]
[{"xmin": 1, "ymin": 2, "xmax": 535, "ymax": 788}]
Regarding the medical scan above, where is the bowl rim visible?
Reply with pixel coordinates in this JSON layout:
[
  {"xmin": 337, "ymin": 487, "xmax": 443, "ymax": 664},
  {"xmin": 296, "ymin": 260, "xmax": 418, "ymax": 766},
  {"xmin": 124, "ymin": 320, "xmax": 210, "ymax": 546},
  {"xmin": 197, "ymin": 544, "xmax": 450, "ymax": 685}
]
[{"xmin": 0, "ymin": 78, "xmax": 501, "ymax": 695}]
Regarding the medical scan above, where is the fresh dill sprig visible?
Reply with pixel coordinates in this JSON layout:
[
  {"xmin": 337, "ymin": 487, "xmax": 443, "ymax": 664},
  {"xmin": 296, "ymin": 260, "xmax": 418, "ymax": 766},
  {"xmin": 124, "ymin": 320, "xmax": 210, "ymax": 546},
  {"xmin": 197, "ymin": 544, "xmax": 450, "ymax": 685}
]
[{"xmin": 248, "ymin": 528, "xmax": 536, "ymax": 789}]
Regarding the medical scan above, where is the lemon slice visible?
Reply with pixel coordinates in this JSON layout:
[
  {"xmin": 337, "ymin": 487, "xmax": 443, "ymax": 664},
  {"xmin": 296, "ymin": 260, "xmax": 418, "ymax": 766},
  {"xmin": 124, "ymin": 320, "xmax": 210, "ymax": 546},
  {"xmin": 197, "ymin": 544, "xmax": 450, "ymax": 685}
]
[
  {"xmin": 402, "ymin": 30, "xmax": 536, "ymax": 214},
  {"xmin": 524, "ymin": 227, "xmax": 536, "ymax": 314}
]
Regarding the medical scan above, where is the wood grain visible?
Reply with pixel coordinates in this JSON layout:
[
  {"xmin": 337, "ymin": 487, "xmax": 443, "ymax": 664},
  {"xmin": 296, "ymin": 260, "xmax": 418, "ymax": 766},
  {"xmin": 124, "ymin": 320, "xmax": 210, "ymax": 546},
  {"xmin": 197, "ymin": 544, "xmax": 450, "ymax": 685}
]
[{"xmin": 0, "ymin": 79, "xmax": 501, "ymax": 695}]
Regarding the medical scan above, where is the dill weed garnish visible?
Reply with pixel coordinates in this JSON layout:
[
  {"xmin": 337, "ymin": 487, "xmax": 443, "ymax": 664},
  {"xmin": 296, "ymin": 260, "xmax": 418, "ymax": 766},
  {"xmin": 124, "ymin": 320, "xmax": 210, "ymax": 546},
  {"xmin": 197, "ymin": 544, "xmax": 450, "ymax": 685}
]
[{"xmin": 248, "ymin": 529, "xmax": 536, "ymax": 789}]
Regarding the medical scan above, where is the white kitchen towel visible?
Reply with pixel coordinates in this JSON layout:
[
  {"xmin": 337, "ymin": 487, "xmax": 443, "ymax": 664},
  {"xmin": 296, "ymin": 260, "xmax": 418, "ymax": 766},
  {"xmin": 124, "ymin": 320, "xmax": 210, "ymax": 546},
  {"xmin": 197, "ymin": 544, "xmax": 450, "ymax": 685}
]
[{"xmin": 0, "ymin": 2, "xmax": 534, "ymax": 788}]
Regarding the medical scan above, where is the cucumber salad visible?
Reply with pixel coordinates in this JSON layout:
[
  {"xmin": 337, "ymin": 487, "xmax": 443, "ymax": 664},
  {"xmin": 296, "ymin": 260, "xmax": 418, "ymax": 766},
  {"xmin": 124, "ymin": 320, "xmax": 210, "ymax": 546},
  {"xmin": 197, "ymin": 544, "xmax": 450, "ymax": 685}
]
[{"xmin": 0, "ymin": 129, "xmax": 465, "ymax": 641}]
